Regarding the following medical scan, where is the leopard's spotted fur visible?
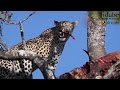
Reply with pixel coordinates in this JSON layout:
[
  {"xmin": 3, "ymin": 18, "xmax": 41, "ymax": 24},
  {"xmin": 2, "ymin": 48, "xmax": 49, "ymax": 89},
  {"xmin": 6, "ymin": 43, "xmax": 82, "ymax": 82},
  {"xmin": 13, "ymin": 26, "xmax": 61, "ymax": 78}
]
[{"xmin": 0, "ymin": 20, "xmax": 78, "ymax": 79}]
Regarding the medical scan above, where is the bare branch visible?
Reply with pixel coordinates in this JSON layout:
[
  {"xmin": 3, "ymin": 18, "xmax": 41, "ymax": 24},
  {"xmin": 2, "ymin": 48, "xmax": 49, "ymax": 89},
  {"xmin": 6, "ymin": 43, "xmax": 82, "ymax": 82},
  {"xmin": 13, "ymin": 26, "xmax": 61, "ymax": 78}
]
[
  {"xmin": 0, "ymin": 37, "xmax": 9, "ymax": 51},
  {"xmin": 0, "ymin": 49, "xmax": 48, "ymax": 73},
  {"xmin": 0, "ymin": 18, "xmax": 18, "ymax": 25},
  {"xmin": 21, "ymin": 11, "xmax": 36, "ymax": 23},
  {"xmin": 18, "ymin": 21, "xmax": 26, "ymax": 50},
  {"xmin": 0, "ymin": 11, "xmax": 36, "ymax": 51},
  {"xmin": 0, "ymin": 50, "xmax": 37, "ymax": 60},
  {"xmin": 0, "ymin": 22, "xmax": 2, "ymax": 36},
  {"xmin": 0, "ymin": 17, "xmax": 9, "ymax": 51},
  {"xmin": 18, "ymin": 11, "xmax": 36, "ymax": 50},
  {"xmin": 1, "ymin": 11, "xmax": 36, "ymax": 25},
  {"xmin": 0, "ymin": 49, "xmax": 46, "ymax": 67}
]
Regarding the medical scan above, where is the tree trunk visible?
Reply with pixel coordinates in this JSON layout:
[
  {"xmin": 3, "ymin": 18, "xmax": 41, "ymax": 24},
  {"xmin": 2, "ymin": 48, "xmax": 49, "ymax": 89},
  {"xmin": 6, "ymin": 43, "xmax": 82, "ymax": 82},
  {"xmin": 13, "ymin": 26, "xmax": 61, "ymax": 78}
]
[{"xmin": 87, "ymin": 11, "xmax": 106, "ymax": 60}]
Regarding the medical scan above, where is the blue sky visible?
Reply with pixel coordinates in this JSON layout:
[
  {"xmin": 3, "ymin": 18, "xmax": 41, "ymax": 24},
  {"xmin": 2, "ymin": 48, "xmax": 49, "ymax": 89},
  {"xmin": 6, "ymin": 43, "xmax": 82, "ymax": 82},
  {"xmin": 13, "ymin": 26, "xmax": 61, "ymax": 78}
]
[{"xmin": 2, "ymin": 11, "xmax": 120, "ymax": 79}]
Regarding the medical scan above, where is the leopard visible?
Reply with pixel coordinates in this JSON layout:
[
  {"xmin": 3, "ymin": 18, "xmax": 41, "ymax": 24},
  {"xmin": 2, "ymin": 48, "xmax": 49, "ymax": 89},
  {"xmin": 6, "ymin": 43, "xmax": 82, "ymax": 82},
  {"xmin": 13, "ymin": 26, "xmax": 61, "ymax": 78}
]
[{"xmin": 0, "ymin": 20, "xmax": 78, "ymax": 79}]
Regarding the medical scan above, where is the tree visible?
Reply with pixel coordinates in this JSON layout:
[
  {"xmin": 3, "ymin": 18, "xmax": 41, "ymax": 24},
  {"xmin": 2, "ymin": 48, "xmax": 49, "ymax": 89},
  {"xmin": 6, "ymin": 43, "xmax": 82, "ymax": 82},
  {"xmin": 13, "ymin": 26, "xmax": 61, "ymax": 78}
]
[
  {"xmin": 87, "ymin": 11, "xmax": 106, "ymax": 60},
  {"xmin": 59, "ymin": 11, "xmax": 120, "ymax": 79},
  {"xmin": 0, "ymin": 11, "xmax": 120, "ymax": 79}
]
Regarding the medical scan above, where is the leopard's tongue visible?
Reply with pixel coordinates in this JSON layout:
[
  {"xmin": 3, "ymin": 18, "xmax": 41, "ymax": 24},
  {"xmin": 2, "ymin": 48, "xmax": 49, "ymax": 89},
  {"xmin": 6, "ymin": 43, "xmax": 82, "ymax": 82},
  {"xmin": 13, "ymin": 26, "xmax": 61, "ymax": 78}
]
[{"xmin": 70, "ymin": 34, "xmax": 75, "ymax": 40}]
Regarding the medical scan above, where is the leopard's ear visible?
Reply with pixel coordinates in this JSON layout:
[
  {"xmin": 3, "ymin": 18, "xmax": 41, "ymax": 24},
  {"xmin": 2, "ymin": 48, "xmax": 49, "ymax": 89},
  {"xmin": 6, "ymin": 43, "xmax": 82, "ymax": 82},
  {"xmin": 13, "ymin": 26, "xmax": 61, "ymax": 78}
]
[
  {"xmin": 54, "ymin": 20, "xmax": 59, "ymax": 26},
  {"xmin": 72, "ymin": 21, "xmax": 78, "ymax": 27}
]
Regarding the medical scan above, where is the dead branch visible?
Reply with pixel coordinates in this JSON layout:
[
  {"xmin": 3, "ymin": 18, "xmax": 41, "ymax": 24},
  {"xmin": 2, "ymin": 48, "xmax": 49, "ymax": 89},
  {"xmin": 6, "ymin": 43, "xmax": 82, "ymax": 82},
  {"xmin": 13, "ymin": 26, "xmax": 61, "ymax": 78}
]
[
  {"xmin": 15, "ymin": 11, "xmax": 36, "ymax": 50},
  {"xmin": 0, "ymin": 20, "xmax": 8, "ymax": 51},
  {"xmin": 0, "ymin": 22, "xmax": 2, "ymax": 36},
  {"xmin": 0, "ymin": 11, "xmax": 36, "ymax": 51},
  {"xmin": 1, "ymin": 11, "xmax": 36, "ymax": 25},
  {"xmin": 0, "ymin": 49, "xmax": 38, "ymax": 60},
  {"xmin": 18, "ymin": 21, "xmax": 27, "ymax": 50},
  {"xmin": 21, "ymin": 11, "xmax": 36, "ymax": 23},
  {"xmin": 0, "ymin": 37, "xmax": 9, "ymax": 51},
  {"xmin": 0, "ymin": 49, "xmax": 54, "ymax": 79},
  {"xmin": 0, "ymin": 49, "xmax": 46, "ymax": 67},
  {"xmin": 0, "ymin": 11, "xmax": 56, "ymax": 79}
]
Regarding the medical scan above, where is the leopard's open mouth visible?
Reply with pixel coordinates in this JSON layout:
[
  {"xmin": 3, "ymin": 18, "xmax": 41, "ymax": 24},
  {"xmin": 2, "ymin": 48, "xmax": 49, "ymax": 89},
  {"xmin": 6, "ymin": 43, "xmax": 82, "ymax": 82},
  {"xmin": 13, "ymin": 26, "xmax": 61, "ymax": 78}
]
[{"xmin": 59, "ymin": 31, "xmax": 75, "ymax": 41}]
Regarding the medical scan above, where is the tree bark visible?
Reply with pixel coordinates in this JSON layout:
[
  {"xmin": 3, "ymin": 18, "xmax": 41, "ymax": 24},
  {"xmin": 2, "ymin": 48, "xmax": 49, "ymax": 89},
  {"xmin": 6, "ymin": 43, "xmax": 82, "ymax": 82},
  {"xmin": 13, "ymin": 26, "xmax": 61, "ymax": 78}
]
[
  {"xmin": 0, "ymin": 49, "xmax": 57, "ymax": 79},
  {"xmin": 87, "ymin": 12, "xmax": 106, "ymax": 60},
  {"xmin": 0, "ymin": 50, "xmax": 46, "ymax": 67}
]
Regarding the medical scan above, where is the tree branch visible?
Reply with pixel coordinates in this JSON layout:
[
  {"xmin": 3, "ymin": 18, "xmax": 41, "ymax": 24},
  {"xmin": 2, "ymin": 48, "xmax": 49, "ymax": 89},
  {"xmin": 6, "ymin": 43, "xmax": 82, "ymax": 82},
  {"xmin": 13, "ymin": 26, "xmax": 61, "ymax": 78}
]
[
  {"xmin": 0, "ymin": 11, "xmax": 36, "ymax": 51},
  {"xmin": 21, "ymin": 11, "xmax": 36, "ymax": 23},
  {"xmin": 0, "ymin": 37, "xmax": 9, "ymax": 51},
  {"xmin": 18, "ymin": 21, "xmax": 27, "ymax": 50},
  {"xmin": 0, "ymin": 12, "xmax": 9, "ymax": 51},
  {"xmin": 0, "ymin": 50, "xmax": 38, "ymax": 60},
  {"xmin": 0, "ymin": 49, "xmax": 46, "ymax": 68},
  {"xmin": 0, "ymin": 11, "xmax": 56, "ymax": 79},
  {"xmin": 0, "ymin": 49, "xmax": 57, "ymax": 79},
  {"xmin": 1, "ymin": 11, "xmax": 36, "ymax": 25}
]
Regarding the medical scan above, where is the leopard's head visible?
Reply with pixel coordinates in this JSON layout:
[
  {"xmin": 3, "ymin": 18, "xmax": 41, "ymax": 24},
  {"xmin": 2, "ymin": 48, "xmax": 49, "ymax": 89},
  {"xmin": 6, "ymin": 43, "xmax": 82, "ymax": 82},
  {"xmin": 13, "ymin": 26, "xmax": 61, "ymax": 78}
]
[{"xmin": 54, "ymin": 20, "xmax": 78, "ymax": 42}]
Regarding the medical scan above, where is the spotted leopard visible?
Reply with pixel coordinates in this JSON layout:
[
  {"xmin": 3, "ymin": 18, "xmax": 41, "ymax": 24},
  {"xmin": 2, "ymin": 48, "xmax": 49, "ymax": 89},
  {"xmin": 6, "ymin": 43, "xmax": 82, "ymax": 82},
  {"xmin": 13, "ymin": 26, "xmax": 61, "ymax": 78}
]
[{"xmin": 0, "ymin": 20, "xmax": 78, "ymax": 79}]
